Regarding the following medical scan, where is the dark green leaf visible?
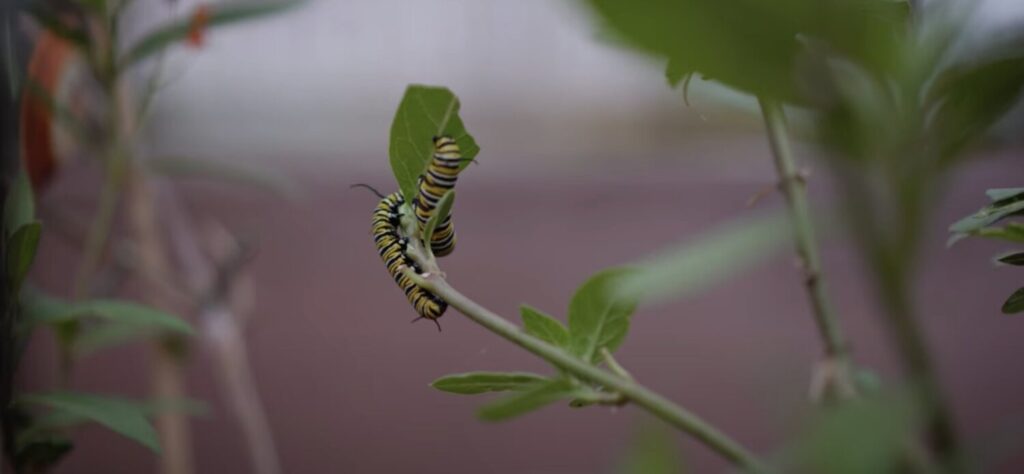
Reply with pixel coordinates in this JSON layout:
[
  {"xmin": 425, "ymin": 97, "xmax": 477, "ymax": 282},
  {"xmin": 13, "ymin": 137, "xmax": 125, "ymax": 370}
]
[
  {"xmin": 781, "ymin": 393, "xmax": 921, "ymax": 474},
  {"xmin": 568, "ymin": 268, "xmax": 638, "ymax": 363},
  {"xmin": 615, "ymin": 211, "xmax": 791, "ymax": 306},
  {"xmin": 120, "ymin": 2, "xmax": 306, "ymax": 69},
  {"xmin": 520, "ymin": 305, "xmax": 570, "ymax": 349},
  {"xmin": 477, "ymin": 379, "xmax": 576, "ymax": 422},
  {"xmin": 18, "ymin": 392, "xmax": 161, "ymax": 452},
  {"xmin": 618, "ymin": 423, "xmax": 684, "ymax": 474},
  {"xmin": 21, "ymin": 292, "xmax": 193, "ymax": 335},
  {"xmin": 422, "ymin": 189, "xmax": 455, "ymax": 246},
  {"xmin": 431, "ymin": 372, "xmax": 549, "ymax": 395},
  {"xmin": 388, "ymin": 85, "xmax": 479, "ymax": 203},
  {"xmin": 1003, "ymin": 287, "xmax": 1024, "ymax": 314},
  {"xmin": 4, "ymin": 170, "xmax": 34, "ymax": 237},
  {"xmin": 7, "ymin": 221, "xmax": 41, "ymax": 291},
  {"xmin": 148, "ymin": 155, "xmax": 301, "ymax": 200},
  {"xmin": 13, "ymin": 433, "xmax": 72, "ymax": 472},
  {"xmin": 25, "ymin": 3, "xmax": 90, "ymax": 48},
  {"xmin": 997, "ymin": 252, "xmax": 1024, "ymax": 266}
]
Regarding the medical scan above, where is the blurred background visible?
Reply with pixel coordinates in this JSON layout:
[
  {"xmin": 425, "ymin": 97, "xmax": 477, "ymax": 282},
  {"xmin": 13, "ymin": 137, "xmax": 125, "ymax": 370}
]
[{"xmin": 9, "ymin": 0, "xmax": 1024, "ymax": 472}]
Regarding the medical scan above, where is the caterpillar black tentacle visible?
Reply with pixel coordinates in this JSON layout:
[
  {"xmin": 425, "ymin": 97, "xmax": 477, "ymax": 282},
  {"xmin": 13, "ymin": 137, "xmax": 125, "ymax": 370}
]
[
  {"xmin": 372, "ymin": 192, "xmax": 447, "ymax": 322},
  {"xmin": 350, "ymin": 183, "xmax": 387, "ymax": 199},
  {"xmin": 414, "ymin": 135, "xmax": 463, "ymax": 257}
]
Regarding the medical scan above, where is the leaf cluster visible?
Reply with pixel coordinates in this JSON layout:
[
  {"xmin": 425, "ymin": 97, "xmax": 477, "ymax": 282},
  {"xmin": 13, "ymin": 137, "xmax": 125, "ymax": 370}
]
[{"xmin": 950, "ymin": 188, "xmax": 1024, "ymax": 314}]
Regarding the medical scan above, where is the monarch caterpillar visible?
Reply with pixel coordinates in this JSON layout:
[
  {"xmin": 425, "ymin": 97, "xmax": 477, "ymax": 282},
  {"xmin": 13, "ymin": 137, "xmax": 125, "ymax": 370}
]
[
  {"xmin": 414, "ymin": 136, "xmax": 464, "ymax": 257},
  {"xmin": 371, "ymin": 190, "xmax": 447, "ymax": 329}
]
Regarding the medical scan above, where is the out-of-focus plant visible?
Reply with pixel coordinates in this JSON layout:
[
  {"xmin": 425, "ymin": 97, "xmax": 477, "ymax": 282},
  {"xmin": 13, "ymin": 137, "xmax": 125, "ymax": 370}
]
[
  {"xmin": 362, "ymin": 1, "xmax": 1024, "ymax": 473},
  {"xmin": 949, "ymin": 187, "xmax": 1024, "ymax": 314},
  {"xmin": 3, "ymin": 1, "xmax": 303, "ymax": 472}
]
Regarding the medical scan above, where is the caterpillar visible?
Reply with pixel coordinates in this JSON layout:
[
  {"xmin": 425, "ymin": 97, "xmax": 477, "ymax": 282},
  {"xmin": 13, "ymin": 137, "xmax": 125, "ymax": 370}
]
[
  {"xmin": 414, "ymin": 135, "xmax": 464, "ymax": 257},
  {"xmin": 371, "ymin": 190, "xmax": 447, "ymax": 328}
]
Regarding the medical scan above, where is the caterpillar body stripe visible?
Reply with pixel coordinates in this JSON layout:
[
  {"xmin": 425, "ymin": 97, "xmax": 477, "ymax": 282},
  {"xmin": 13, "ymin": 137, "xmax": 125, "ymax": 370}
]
[
  {"xmin": 372, "ymin": 192, "xmax": 447, "ymax": 323},
  {"xmin": 415, "ymin": 136, "xmax": 463, "ymax": 257}
]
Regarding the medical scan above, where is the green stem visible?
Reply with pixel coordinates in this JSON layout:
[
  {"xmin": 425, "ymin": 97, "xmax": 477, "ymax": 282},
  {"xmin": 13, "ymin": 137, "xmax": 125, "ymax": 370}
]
[
  {"xmin": 419, "ymin": 275, "xmax": 766, "ymax": 472},
  {"xmin": 758, "ymin": 98, "xmax": 848, "ymax": 361}
]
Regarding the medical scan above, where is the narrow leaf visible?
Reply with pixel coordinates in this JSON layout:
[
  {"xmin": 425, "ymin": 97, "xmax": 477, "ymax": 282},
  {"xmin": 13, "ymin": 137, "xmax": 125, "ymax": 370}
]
[
  {"xmin": 1003, "ymin": 287, "xmax": 1024, "ymax": 314},
  {"xmin": 987, "ymin": 188, "xmax": 1024, "ymax": 204},
  {"xmin": 422, "ymin": 189, "xmax": 455, "ymax": 246},
  {"xmin": 616, "ymin": 211, "xmax": 791, "ymax": 306},
  {"xmin": 520, "ymin": 305, "xmax": 570, "ymax": 348},
  {"xmin": 568, "ymin": 268, "xmax": 638, "ymax": 363},
  {"xmin": 73, "ymin": 323, "xmax": 159, "ymax": 356},
  {"xmin": 950, "ymin": 195, "xmax": 1024, "ymax": 234},
  {"xmin": 4, "ymin": 170, "xmax": 34, "ymax": 237},
  {"xmin": 120, "ymin": 2, "xmax": 306, "ymax": 69},
  {"xmin": 431, "ymin": 372, "xmax": 549, "ymax": 395},
  {"xmin": 996, "ymin": 252, "xmax": 1024, "ymax": 266},
  {"xmin": 7, "ymin": 222, "xmax": 41, "ymax": 291},
  {"xmin": 477, "ymin": 379, "xmax": 575, "ymax": 422},
  {"xmin": 976, "ymin": 223, "xmax": 1024, "ymax": 243},
  {"xmin": 388, "ymin": 85, "xmax": 479, "ymax": 203},
  {"xmin": 18, "ymin": 392, "xmax": 161, "ymax": 452}
]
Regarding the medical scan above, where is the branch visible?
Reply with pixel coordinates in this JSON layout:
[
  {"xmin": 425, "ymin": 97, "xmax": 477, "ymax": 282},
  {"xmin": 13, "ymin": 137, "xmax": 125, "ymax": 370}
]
[
  {"xmin": 414, "ymin": 274, "xmax": 766, "ymax": 472},
  {"xmin": 758, "ymin": 98, "xmax": 850, "ymax": 369}
]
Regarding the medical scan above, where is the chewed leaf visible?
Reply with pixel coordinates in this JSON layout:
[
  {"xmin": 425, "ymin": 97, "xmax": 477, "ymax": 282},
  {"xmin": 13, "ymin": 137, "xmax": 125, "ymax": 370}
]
[
  {"xmin": 388, "ymin": 85, "xmax": 479, "ymax": 203},
  {"xmin": 431, "ymin": 372, "xmax": 549, "ymax": 395},
  {"xmin": 568, "ymin": 268, "xmax": 638, "ymax": 363}
]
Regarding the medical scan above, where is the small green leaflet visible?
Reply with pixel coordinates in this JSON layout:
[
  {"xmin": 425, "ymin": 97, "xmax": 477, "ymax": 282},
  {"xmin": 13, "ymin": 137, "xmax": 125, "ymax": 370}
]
[
  {"xmin": 520, "ymin": 305, "xmax": 570, "ymax": 348},
  {"xmin": 1003, "ymin": 287, "xmax": 1024, "ymax": 314},
  {"xmin": 568, "ymin": 268, "xmax": 638, "ymax": 363},
  {"xmin": 477, "ymin": 379, "xmax": 578, "ymax": 422},
  {"xmin": 431, "ymin": 372, "xmax": 549, "ymax": 395}
]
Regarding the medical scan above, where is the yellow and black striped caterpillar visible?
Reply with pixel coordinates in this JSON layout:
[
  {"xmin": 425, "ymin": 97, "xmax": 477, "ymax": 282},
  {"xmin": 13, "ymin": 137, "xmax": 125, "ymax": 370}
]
[
  {"xmin": 414, "ymin": 136, "xmax": 463, "ymax": 257},
  {"xmin": 372, "ymin": 191, "xmax": 447, "ymax": 327}
]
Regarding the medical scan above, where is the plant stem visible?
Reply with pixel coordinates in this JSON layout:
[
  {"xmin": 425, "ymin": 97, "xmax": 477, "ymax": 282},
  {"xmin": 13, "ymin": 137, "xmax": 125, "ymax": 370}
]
[
  {"xmin": 757, "ymin": 98, "xmax": 848, "ymax": 362},
  {"xmin": 417, "ymin": 275, "xmax": 767, "ymax": 472}
]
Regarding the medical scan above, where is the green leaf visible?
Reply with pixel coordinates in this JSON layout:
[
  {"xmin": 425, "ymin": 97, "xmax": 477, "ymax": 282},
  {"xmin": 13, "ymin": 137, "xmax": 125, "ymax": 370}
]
[
  {"xmin": 997, "ymin": 252, "xmax": 1024, "ymax": 266},
  {"xmin": 568, "ymin": 268, "xmax": 638, "ymax": 363},
  {"xmin": 73, "ymin": 323, "xmax": 159, "ymax": 356},
  {"xmin": 7, "ymin": 222, "xmax": 41, "ymax": 291},
  {"xmin": 4, "ymin": 170, "xmax": 35, "ymax": 237},
  {"xmin": 987, "ymin": 188, "xmax": 1024, "ymax": 204},
  {"xmin": 18, "ymin": 392, "xmax": 161, "ymax": 452},
  {"xmin": 120, "ymin": 1, "xmax": 306, "ymax": 69},
  {"xmin": 431, "ymin": 372, "xmax": 549, "ymax": 395},
  {"xmin": 21, "ymin": 292, "xmax": 193, "ymax": 335},
  {"xmin": 422, "ymin": 189, "xmax": 455, "ymax": 246},
  {"xmin": 977, "ymin": 223, "xmax": 1024, "ymax": 243},
  {"xmin": 615, "ymin": 211, "xmax": 791, "ymax": 306},
  {"xmin": 949, "ymin": 197, "xmax": 1024, "ymax": 234},
  {"xmin": 618, "ymin": 423, "xmax": 684, "ymax": 474},
  {"xmin": 477, "ymin": 379, "xmax": 576, "ymax": 422},
  {"xmin": 520, "ymin": 305, "xmax": 570, "ymax": 349},
  {"xmin": 1003, "ymin": 287, "xmax": 1024, "ymax": 314},
  {"xmin": 147, "ymin": 155, "xmax": 301, "ymax": 201},
  {"xmin": 781, "ymin": 393, "xmax": 922, "ymax": 474},
  {"xmin": 388, "ymin": 85, "xmax": 479, "ymax": 203},
  {"xmin": 584, "ymin": 0, "xmax": 908, "ymax": 102},
  {"xmin": 13, "ymin": 433, "xmax": 72, "ymax": 472}
]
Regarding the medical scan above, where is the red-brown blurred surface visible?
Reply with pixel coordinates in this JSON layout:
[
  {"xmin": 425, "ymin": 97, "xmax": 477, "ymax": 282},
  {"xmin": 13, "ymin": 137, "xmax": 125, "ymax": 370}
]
[{"xmin": 19, "ymin": 145, "xmax": 1024, "ymax": 473}]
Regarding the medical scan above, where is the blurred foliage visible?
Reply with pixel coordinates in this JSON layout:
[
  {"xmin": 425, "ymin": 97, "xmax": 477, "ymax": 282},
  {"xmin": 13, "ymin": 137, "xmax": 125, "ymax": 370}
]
[
  {"xmin": 950, "ymin": 188, "xmax": 1024, "ymax": 314},
  {"xmin": 119, "ymin": 1, "xmax": 306, "ymax": 69},
  {"xmin": 17, "ymin": 392, "xmax": 163, "ymax": 453},
  {"xmin": 618, "ymin": 422, "xmax": 685, "ymax": 474}
]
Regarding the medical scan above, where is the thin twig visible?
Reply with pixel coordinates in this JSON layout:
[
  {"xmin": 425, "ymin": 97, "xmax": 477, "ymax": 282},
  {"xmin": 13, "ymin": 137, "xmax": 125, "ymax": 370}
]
[
  {"xmin": 412, "ymin": 273, "xmax": 766, "ymax": 472},
  {"xmin": 758, "ymin": 98, "xmax": 850, "ymax": 371}
]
